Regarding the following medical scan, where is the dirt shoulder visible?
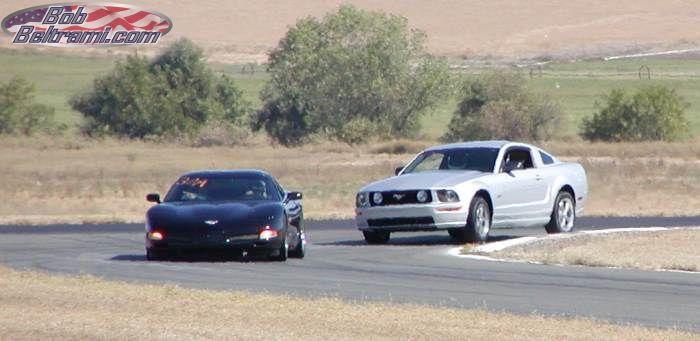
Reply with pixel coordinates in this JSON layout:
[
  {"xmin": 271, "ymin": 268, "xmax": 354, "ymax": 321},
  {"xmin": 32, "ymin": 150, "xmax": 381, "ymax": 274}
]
[{"xmin": 0, "ymin": 266, "xmax": 695, "ymax": 339}]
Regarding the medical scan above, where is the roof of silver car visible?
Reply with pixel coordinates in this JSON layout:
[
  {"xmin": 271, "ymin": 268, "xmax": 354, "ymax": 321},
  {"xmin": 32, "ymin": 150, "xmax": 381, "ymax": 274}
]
[{"xmin": 425, "ymin": 140, "xmax": 514, "ymax": 151}]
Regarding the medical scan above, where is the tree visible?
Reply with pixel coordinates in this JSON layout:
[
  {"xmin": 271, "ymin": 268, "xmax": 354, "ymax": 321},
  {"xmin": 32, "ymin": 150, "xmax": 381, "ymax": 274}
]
[
  {"xmin": 581, "ymin": 86, "xmax": 690, "ymax": 142},
  {"xmin": 442, "ymin": 72, "xmax": 562, "ymax": 142},
  {"xmin": 253, "ymin": 5, "xmax": 452, "ymax": 145},
  {"xmin": 0, "ymin": 77, "xmax": 56, "ymax": 135},
  {"xmin": 71, "ymin": 39, "xmax": 250, "ymax": 138}
]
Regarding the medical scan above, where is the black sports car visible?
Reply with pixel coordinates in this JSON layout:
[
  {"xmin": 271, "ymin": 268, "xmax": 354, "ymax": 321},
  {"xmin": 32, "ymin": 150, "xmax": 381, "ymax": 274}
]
[{"xmin": 145, "ymin": 169, "xmax": 305, "ymax": 261}]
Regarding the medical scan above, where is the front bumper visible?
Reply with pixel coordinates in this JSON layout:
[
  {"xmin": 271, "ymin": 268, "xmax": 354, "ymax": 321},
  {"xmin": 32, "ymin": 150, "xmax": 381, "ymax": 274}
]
[
  {"xmin": 355, "ymin": 203, "xmax": 467, "ymax": 232},
  {"xmin": 146, "ymin": 234, "xmax": 283, "ymax": 252}
]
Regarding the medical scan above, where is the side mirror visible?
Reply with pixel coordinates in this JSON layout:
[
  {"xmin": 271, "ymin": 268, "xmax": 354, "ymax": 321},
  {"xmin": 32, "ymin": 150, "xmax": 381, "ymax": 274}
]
[
  {"xmin": 287, "ymin": 191, "xmax": 303, "ymax": 200},
  {"xmin": 146, "ymin": 193, "xmax": 161, "ymax": 203},
  {"xmin": 503, "ymin": 160, "xmax": 524, "ymax": 173},
  {"xmin": 395, "ymin": 166, "xmax": 404, "ymax": 175}
]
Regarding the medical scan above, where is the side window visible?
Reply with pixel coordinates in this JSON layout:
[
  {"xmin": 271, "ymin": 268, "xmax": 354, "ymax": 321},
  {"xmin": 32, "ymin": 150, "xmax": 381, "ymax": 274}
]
[
  {"xmin": 271, "ymin": 178, "xmax": 285, "ymax": 199},
  {"xmin": 539, "ymin": 151, "xmax": 554, "ymax": 165},
  {"xmin": 500, "ymin": 148, "xmax": 534, "ymax": 172}
]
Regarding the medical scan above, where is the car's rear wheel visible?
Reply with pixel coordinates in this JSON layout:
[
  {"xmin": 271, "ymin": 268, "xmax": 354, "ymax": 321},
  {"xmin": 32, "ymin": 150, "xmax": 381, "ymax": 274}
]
[
  {"xmin": 289, "ymin": 231, "xmax": 306, "ymax": 259},
  {"xmin": 363, "ymin": 230, "xmax": 390, "ymax": 244},
  {"xmin": 289, "ymin": 215, "xmax": 306, "ymax": 259},
  {"xmin": 545, "ymin": 190, "xmax": 576, "ymax": 234},
  {"xmin": 452, "ymin": 196, "xmax": 491, "ymax": 243}
]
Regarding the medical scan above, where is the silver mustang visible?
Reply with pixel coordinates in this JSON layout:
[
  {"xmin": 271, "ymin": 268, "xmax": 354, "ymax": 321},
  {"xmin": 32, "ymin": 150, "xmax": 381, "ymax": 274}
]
[{"xmin": 355, "ymin": 141, "xmax": 588, "ymax": 244}]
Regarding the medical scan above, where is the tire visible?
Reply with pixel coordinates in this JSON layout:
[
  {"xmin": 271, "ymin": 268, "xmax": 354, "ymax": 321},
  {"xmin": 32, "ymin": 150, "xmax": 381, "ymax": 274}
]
[
  {"xmin": 270, "ymin": 239, "xmax": 288, "ymax": 261},
  {"xmin": 146, "ymin": 248, "xmax": 167, "ymax": 261},
  {"xmin": 362, "ymin": 230, "xmax": 390, "ymax": 244},
  {"xmin": 289, "ymin": 231, "xmax": 306, "ymax": 259},
  {"xmin": 453, "ymin": 196, "xmax": 491, "ymax": 243},
  {"xmin": 545, "ymin": 191, "xmax": 576, "ymax": 234}
]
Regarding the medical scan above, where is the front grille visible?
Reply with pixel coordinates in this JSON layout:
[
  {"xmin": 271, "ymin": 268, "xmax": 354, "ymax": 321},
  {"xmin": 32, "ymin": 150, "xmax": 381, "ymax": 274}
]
[
  {"xmin": 367, "ymin": 216, "xmax": 435, "ymax": 227},
  {"xmin": 370, "ymin": 190, "xmax": 432, "ymax": 206}
]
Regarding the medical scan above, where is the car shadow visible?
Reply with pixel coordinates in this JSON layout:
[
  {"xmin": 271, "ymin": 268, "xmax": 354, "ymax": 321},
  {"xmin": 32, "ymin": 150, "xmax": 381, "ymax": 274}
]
[
  {"xmin": 110, "ymin": 252, "xmax": 279, "ymax": 263},
  {"xmin": 315, "ymin": 233, "xmax": 518, "ymax": 247}
]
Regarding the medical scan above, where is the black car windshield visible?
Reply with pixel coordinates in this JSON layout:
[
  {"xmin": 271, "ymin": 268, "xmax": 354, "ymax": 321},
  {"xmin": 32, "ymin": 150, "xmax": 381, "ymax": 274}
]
[
  {"xmin": 164, "ymin": 175, "xmax": 281, "ymax": 202},
  {"xmin": 402, "ymin": 147, "xmax": 500, "ymax": 174}
]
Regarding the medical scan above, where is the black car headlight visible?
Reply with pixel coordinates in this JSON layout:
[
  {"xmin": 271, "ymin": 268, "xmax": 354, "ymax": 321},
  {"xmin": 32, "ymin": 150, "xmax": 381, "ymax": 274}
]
[
  {"xmin": 436, "ymin": 190, "xmax": 460, "ymax": 203},
  {"xmin": 356, "ymin": 192, "xmax": 370, "ymax": 208}
]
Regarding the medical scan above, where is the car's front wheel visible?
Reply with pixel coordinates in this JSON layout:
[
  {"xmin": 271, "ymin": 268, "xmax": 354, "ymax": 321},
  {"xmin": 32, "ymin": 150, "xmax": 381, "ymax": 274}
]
[
  {"xmin": 363, "ymin": 230, "xmax": 390, "ymax": 244},
  {"xmin": 545, "ymin": 190, "xmax": 576, "ymax": 234},
  {"xmin": 452, "ymin": 196, "xmax": 491, "ymax": 243},
  {"xmin": 270, "ymin": 239, "xmax": 288, "ymax": 261}
]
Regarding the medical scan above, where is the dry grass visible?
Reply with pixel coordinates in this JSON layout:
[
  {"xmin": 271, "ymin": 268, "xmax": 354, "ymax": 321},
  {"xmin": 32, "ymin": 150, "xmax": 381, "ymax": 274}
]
[
  {"xmin": 369, "ymin": 139, "xmax": 431, "ymax": 155},
  {"xmin": 571, "ymin": 156, "xmax": 700, "ymax": 217},
  {"xmin": 1, "ymin": 136, "xmax": 699, "ymax": 224},
  {"xmin": 0, "ymin": 266, "xmax": 696, "ymax": 340},
  {"xmin": 541, "ymin": 138, "xmax": 700, "ymax": 160},
  {"xmin": 2, "ymin": 0, "xmax": 700, "ymax": 62},
  {"xmin": 0, "ymin": 136, "xmax": 405, "ymax": 224},
  {"xmin": 490, "ymin": 229, "xmax": 700, "ymax": 272}
]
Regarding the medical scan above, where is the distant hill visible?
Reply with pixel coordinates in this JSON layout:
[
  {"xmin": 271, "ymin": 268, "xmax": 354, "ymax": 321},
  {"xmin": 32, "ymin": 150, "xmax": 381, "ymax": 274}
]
[{"xmin": 1, "ymin": 0, "xmax": 699, "ymax": 63}]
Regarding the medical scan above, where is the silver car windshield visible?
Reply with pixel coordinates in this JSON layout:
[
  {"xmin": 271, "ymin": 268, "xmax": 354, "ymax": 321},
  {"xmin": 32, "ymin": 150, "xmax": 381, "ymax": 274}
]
[{"xmin": 402, "ymin": 147, "xmax": 500, "ymax": 174}]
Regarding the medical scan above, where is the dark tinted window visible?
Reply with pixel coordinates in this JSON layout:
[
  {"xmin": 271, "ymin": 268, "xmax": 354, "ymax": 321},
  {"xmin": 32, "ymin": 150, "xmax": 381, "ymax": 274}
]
[
  {"xmin": 164, "ymin": 175, "xmax": 281, "ymax": 202},
  {"xmin": 539, "ymin": 151, "xmax": 554, "ymax": 165},
  {"xmin": 403, "ymin": 147, "xmax": 500, "ymax": 173},
  {"xmin": 501, "ymin": 148, "xmax": 534, "ymax": 172}
]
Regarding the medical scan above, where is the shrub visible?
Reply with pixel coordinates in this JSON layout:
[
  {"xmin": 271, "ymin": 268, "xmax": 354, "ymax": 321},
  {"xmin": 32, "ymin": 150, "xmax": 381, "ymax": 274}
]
[
  {"xmin": 581, "ymin": 86, "xmax": 690, "ymax": 142},
  {"xmin": 0, "ymin": 77, "xmax": 56, "ymax": 135},
  {"xmin": 442, "ymin": 72, "xmax": 562, "ymax": 142},
  {"xmin": 71, "ymin": 39, "xmax": 250, "ymax": 138},
  {"xmin": 253, "ymin": 5, "xmax": 452, "ymax": 145}
]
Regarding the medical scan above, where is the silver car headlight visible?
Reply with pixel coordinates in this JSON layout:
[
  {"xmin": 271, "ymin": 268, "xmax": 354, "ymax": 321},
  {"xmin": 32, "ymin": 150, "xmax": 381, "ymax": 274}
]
[
  {"xmin": 436, "ymin": 190, "xmax": 460, "ymax": 203},
  {"xmin": 356, "ymin": 192, "xmax": 370, "ymax": 208},
  {"xmin": 416, "ymin": 190, "xmax": 429, "ymax": 203},
  {"xmin": 372, "ymin": 192, "xmax": 383, "ymax": 205}
]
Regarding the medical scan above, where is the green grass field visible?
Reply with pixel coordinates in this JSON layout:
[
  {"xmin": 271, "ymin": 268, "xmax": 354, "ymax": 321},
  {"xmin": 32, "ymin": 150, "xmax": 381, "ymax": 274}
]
[{"xmin": 2, "ymin": 49, "xmax": 699, "ymax": 139}]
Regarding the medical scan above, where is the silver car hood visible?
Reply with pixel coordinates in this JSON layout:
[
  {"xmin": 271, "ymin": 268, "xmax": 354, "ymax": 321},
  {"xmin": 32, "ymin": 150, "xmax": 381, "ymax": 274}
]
[{"xmin": 361, "ymin": 170, "xmax": 490, "ymax": 192}]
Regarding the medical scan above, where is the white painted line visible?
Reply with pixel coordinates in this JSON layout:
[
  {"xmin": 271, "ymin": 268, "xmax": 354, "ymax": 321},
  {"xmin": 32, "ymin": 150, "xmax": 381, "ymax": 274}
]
[
  {"xmin": 471, "ymin": 236, "xmax": 538, "ymax": 253},
  {"xmin": 447, "ymin": 247, "xmax": 543, "ymax": 264}
]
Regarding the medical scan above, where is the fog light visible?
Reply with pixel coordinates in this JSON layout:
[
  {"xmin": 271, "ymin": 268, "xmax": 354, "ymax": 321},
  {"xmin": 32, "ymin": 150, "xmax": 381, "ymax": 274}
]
[
  {"xmin": 416, "ymin": 190, "xmax": 428, "ymax": 203},
  {"xmin": 372, "ymin": 192, "xmax": 383, "ymax": 205},
  {"xmin": 258, "ymin": 226, "xmax": 278, "ymax": 240},
  {"xmin": 148, "ymin": 231, "xmax": 164, "ymax": 241}
]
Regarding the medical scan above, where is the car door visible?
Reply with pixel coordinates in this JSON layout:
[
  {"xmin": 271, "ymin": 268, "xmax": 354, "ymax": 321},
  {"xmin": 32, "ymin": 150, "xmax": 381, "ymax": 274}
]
[
  {"xmin": 491, "ymin": 147, "xmax": 546, "ymax": 224},
  {"xmin": 532, "ymin": 150, "xmax": 558, "ymax": 217}
]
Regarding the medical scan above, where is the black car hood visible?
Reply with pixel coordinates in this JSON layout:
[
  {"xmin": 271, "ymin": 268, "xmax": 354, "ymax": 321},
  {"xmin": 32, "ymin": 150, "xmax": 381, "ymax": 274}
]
[{"xmin": 146, "ymin": 200, "xmax": 284, "ymax": 237}]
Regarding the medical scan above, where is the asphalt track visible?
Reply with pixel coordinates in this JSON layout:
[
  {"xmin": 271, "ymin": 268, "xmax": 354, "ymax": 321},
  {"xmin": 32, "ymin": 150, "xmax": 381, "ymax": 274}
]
[{"xmin": 0, "ymin": 216, "xmax": 699, "ymax": 331}]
